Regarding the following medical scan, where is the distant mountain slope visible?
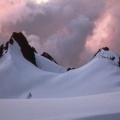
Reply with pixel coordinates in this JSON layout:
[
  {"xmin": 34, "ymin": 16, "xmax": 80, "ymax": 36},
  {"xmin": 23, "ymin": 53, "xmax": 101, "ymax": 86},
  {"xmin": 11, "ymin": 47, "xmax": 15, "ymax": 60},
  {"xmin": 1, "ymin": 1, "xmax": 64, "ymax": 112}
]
[
  {"xmin": 35, "ymin": 53, "xmax": 66, "ymax": 73},
  {"xmin": 0, "ymin": 32, "xmax": 66, "ymax": 73},
  {"xmin": 0, "ymin": 32, "xmax": 120, "ymax": 120},
  {"xmin": 0, "ymin": 32, "xmax": 120, "ymax": 99}
]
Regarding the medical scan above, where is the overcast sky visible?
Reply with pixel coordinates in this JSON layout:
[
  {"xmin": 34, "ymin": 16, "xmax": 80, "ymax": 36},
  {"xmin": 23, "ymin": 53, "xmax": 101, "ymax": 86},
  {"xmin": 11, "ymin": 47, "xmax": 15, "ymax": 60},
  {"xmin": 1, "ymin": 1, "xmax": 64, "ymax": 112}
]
[{"xmin": 0, "ymin": 0, "xmax": 120, "ymax": 68}]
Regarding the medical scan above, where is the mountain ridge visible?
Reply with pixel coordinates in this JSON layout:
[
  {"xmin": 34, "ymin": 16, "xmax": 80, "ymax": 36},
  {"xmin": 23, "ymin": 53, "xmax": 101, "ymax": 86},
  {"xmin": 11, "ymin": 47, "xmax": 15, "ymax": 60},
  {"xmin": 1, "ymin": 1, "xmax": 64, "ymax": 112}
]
[
  {"xmin": 0, "ymin": 34, "xmax": 120, "ymax": 120},
  {"xmin": 1, "ymin": 32, "xmax": 120, "ymax": 69},
  {"xmin": 0, "ymin": 32, "xmax": 120, "ymax": 99},
  {"xmin": 0, "ymin": 32, "xmax": 63, "ymax": 68}
]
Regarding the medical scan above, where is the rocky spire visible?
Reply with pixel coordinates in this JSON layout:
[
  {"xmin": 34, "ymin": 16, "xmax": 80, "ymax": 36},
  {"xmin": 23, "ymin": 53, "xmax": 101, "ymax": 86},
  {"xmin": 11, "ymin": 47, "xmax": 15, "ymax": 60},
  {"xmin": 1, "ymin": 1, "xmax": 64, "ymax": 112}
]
[{"xmin": 11, "ymin": 32, "xmax": 37, "ymax": 67}]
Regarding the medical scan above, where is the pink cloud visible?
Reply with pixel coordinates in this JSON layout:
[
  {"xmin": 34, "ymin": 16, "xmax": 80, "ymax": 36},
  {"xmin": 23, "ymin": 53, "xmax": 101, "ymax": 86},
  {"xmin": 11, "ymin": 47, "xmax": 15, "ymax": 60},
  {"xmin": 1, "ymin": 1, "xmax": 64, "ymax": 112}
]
[{"xmin": 0, "ymin": 0, "xmax": 120, "ymax": 67}]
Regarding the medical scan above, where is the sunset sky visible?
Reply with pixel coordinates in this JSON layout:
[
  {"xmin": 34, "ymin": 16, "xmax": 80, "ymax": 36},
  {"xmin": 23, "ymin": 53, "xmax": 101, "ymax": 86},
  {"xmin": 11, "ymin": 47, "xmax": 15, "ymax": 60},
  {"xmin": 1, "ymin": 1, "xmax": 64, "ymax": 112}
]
[{"xmin": 0, "ymin": 0, "xmax": 120, "ymax": 68}]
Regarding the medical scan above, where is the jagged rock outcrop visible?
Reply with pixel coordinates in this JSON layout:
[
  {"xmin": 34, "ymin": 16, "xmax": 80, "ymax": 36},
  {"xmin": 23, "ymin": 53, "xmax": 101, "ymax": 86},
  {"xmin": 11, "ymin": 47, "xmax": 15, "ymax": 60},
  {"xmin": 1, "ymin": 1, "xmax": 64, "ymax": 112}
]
[
  {"xmin": 41, "ymin": 52, "xmax": 58, "ymax": 64},
  {"xmin": 94, "ymin": 47, "xmax": 120, "ymax": 67},
  {"xmin": 94, "ymin": 47, "xmax": 109, "ymax": 57},
  {"xmin": 0, "ymin": 44, "xmax": 4, "ymax": 58},
  {"xmin": 0, "ymin": 41, "xmax": 13, "ymax": 58},
  {"xmin": 0, "ymin": 32, "xmax": 37, "ymax": 67},
  {"xmin": 119, "ymin": 58, "xmax": 120, "ymax": 67},
  {"xmin": 67, "ymin": 68, "xmax": 75, "ymax": 71},
  {"xmin": 11, "ymin": 32, "xmax": 37, "ymax": 67}
]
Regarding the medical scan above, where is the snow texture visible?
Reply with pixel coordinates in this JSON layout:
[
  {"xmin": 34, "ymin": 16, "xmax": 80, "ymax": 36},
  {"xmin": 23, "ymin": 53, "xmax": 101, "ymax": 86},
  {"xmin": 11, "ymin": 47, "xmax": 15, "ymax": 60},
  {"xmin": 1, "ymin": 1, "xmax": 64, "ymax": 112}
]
[{"xmin": 0, "ymin": 37, "xmax": 120, "ymax": 120}]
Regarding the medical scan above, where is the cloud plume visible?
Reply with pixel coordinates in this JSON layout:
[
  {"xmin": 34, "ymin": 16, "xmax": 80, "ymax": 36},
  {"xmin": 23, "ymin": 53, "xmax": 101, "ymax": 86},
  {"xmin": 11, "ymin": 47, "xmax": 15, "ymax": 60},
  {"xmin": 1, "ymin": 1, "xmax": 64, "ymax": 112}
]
[{"xmin": 0, "ymin": 0, "xmax": 120, "ymax": 68}]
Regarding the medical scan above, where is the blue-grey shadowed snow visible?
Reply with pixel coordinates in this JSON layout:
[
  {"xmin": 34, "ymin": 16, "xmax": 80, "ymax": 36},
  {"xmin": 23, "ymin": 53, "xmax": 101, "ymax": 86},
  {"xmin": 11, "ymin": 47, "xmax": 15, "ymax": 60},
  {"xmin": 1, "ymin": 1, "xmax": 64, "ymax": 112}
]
[
  {"xmin": 74, "ymin": 113, "xmax": 120, "ymax": 120},
  {"xmin": 0, "ymin": 92, "xmax": 120, "ymax": 120}
]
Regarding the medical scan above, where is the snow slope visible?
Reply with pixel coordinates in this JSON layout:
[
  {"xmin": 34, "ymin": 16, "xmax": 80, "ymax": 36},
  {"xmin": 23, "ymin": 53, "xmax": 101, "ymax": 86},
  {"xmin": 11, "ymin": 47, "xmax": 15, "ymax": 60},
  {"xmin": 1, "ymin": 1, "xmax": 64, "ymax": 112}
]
[
  {"xmin": 0, "ymin": 33, "xmax": 120, "ymax": 119},
  {"xmin": 35, "ymin": 53, "xmax": 67, "ymax": 73},
  {"xmin": 0, "ymin": 39, "xmax": 59, "ymax": 98},
  {"xmin": 19, "ymin": 54, "xmax": 120, "ymax": 98},
  {"xmin": 1, "ymin": 39, "xmax": 120, "ymax": 98},
  {"xmin": 0, "ymin": 91, "xmax": 120, "ymax": 120}
]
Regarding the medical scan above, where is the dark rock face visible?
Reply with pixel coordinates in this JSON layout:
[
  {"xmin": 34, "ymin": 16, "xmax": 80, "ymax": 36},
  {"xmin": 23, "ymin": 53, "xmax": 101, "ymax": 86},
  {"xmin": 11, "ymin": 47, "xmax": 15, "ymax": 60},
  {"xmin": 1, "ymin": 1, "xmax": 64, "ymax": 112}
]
[
  {"xmin": 0, "ymin": 36, "xmax": 15, "ymax": 58},
  {"xmin": 119, "ymin": 58, "xmax": 120, "ymax": 67},
  {"xmin": 93, "ymin": 49, "xmax": 100, "ymax": 57},
  {"xmin": 0, "ymin": 32, "xmax": 37, "ymax": 67},
  {"xmin": 102, "ymin": 47, "xmax": 109, "ymax": 51},
  {"xmin": 11, "ymin": 32, "xmax": 37, "ymax": 67},
  {"xmin": 67, "ymin": 68, "xmax": 75, "ymax": 71},
  {"xmin": 0, "ymin": 44, "xmax": 4, "ymax": 58},
  {"xmin": 41, "ymin": 52, "xmax": 58, "ymax": 64},
  {"xmin": 31, "ymin": 47, "xmax": 37, "ymax": 53},
  {"xmin": 110, "ymin": 57, "xmax": 115, "ymax": 61},
  {"xmin": 94, "ymin": 47, "xmax": 109, "ymax": 57}
]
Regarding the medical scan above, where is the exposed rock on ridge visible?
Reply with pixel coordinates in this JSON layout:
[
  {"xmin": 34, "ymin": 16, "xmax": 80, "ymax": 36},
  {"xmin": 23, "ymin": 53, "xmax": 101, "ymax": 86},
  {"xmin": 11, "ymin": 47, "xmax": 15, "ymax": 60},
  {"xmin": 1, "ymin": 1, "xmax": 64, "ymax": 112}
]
[
  {"xmin": 41, "ymin": 52, "xmax": 58, "ymax": 64},
  {"xmin": 94, "ymin": 47, "xmax": 120, "ymax": 67},
  {"xmin": 11, "ymin": 32, "xmax": 37, "ymax": 67},
  {"xmin": 0, "ymin": 32, "xmax": 37, "ymax": 67}
]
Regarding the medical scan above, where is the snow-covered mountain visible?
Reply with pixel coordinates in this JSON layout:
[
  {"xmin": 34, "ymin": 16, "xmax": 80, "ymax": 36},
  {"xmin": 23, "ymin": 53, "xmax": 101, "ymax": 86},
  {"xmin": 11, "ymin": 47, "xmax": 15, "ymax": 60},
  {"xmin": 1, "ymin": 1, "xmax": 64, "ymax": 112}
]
[{"xmin": 0, "ymin": 32, "xmax": 120, "ymax": 120}]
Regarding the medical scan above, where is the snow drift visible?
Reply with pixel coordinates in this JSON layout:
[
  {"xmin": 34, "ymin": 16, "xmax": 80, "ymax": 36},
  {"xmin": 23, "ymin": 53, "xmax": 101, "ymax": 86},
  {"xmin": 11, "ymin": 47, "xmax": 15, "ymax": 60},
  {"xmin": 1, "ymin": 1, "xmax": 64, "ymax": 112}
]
[{"xmin": 0, "ymin": 32, "xmax": 120, "ymax": 120}]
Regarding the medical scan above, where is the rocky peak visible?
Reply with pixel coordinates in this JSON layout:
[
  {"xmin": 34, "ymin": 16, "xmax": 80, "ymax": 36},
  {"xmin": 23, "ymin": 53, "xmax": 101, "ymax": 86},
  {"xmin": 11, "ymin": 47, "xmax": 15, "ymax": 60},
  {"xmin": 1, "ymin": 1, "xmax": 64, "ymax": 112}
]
[
  {"xmin": 11, "ymin": 32, "xmax": 37, "ymax": 67},
  {"xmin": 94, "ymin": 47, "xmax": 120, "ymax": 67},
  {"xmin": 0, "ymin": 32, "xmax": 37, "ymax": 67}
]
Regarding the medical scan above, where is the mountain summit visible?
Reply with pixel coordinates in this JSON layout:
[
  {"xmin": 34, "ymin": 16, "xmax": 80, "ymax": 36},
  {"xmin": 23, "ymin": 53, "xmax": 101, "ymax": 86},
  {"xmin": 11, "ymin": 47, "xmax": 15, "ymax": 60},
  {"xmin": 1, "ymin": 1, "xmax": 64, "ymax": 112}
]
[
  {"xmin": 94, "ymin": 47, "xmax": 120, "ymax": 67},
  {"xmin": 0, "ymin": 32, "xmax": 63, "ymax": 69},
  {"xmin": 11, "ymin": 32, "xmax": 38, "ymax": 66},
  {"xmin": 0, "ymin": 32, "xmax": 120, "ymax": 120},
  {"xmin": 0, "ymin": 32, "xmax": 120, "ymax": 99},
  {"xmin": 0, "ymin": 32, "xmax": 37, "ymax": 66}
]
